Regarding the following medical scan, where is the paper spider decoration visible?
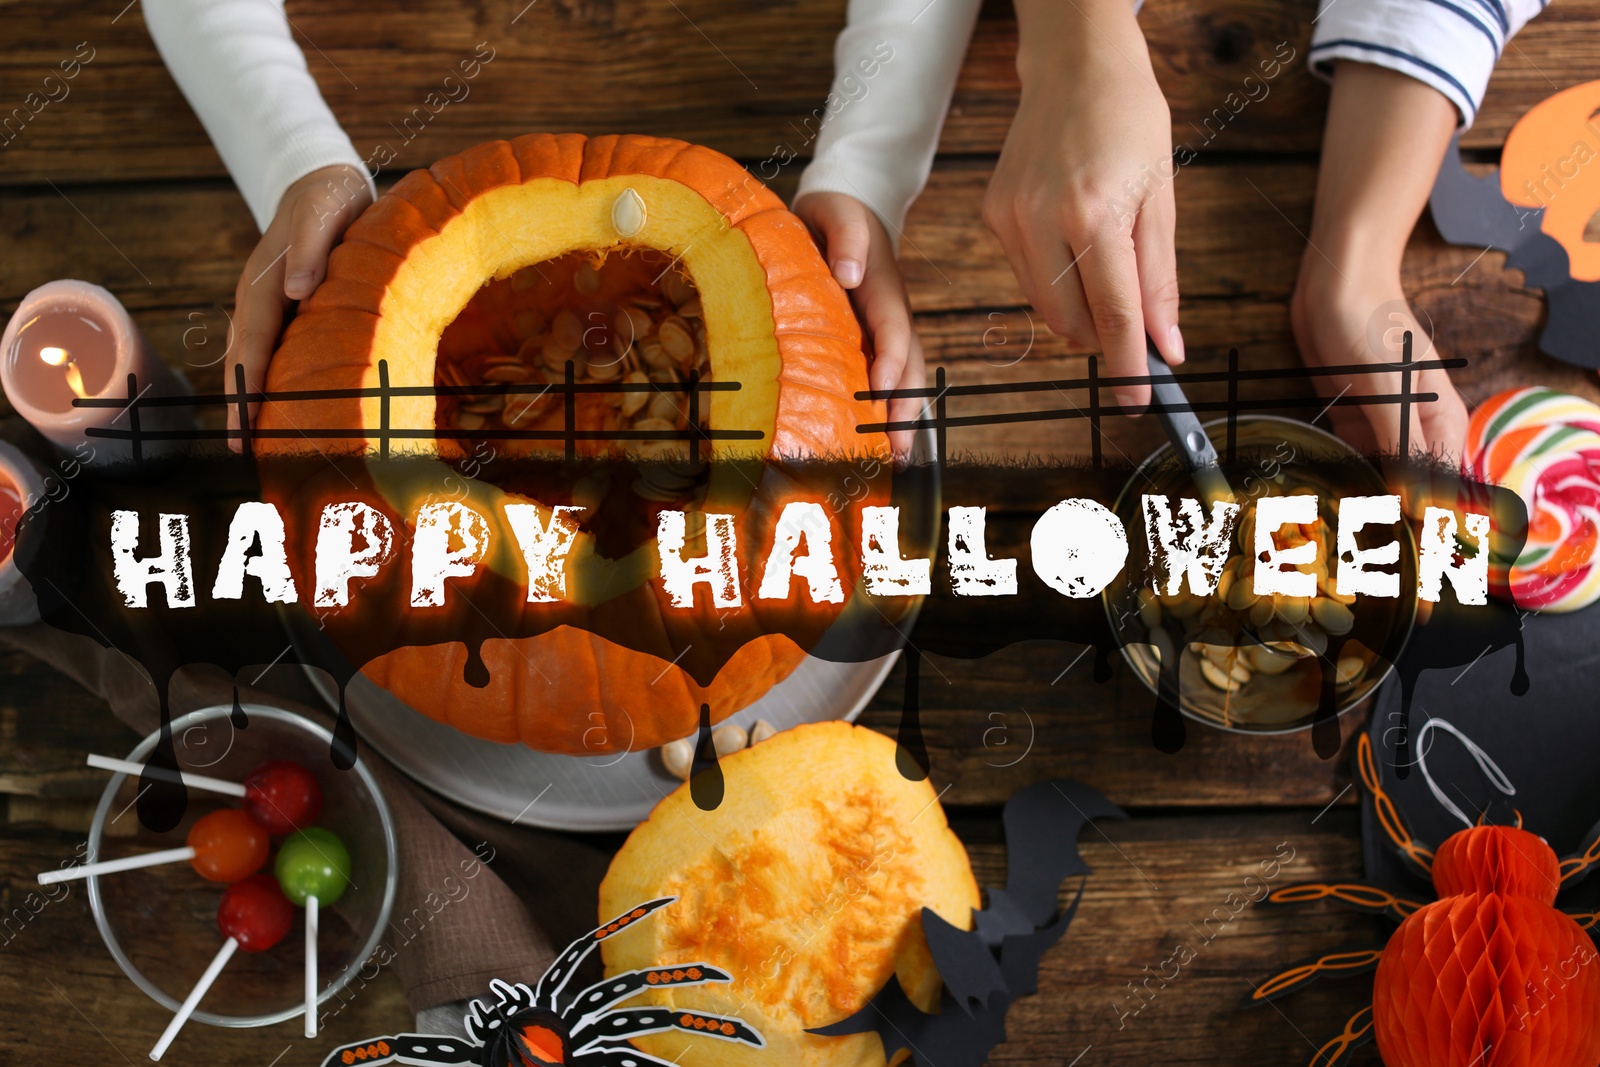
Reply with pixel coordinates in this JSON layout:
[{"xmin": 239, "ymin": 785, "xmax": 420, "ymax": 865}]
[
  {"xmin": 808, "ymin": 779, "xmax": 1126, "ymax": 1067},
  {"xmin": 320, "ymin": 897, "xmax": 762, "ymax": 1067},
  {"xmin": 1247, "ymin": 733, "xmax": 1600, "ymax": 1067}
]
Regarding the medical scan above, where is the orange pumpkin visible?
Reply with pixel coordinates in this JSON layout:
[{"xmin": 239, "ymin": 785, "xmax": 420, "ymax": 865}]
[{"xmin": 260, "ymin": 134, "xmax": 887, "ymax": 753}]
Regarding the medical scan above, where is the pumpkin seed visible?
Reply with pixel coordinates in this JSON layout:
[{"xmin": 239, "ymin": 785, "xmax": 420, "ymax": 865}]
[
  {"xmin": 574, "ymin": 261, "xmax": 601, "ymax": 294},
  {"xmin": 749, "ymin": 719, "xmax": 776, "ymax": 745},
  {"xmin": 1244, "ymin": 644, "xmax": 1297, "ymax": 675},
  {"xmin": 460, "ymin": 395, "xmax": 504, "ymax": 415},
  {"xmin": 658, "ymin": 317, "xmax": 695, "ymax": 363},
  {"xmin": 1199, "ymin": 657, "xmax": 1243, "ymax": 692},
  {"xmin": 586, "ymin": 354, "xmax": 624, "ymax": 382},
  {"xmin": 1276, "ymin": 595, "xmax": 1311, "ymax": 625},
  {"xmin": 660, "ymin": 737, "xmax": 694, "ymax": 780},
  {"xmin": 661, "ymin": 269, "xmax": 694, "ymax": 306},
  {"xmin": 1335, "ymin": 656, "xmax": 1367, "ymax": 686},
  {"xmin": 639, "ymin": 339, "xmax": 673, "ymax": 373},
  {"xmin": 456, "ymin": 410, "xmax": 486, "ymax": 431},
  {"xmin": 511, "ymin": 267, "xmax": 540, "ymax": 291},
  {"xmin": 621, "ymin": 371, "xmax": 651, "ymax": 417},
  {"xmin": 482, "ymin": 363, "xmax": 531, "ymax": 383},
  {"xmin": 1226, "ymin": 576, "xmax": 1259, "ymax": 612},
  {"xmin": 633, "ymin": 416, "xmax": 677, "ymax": 434},
  {"xmin": 541, "ymin": 334, "xmax": 576, "ymax": 372},
  {"xmin": 1310, "ymin": 597, "xmax": 1355, "ymax": 635},
  {"xmin": 646, "ymin": 391, "xmax": 683, "ymax": 425},
  {"xmin": 711, "ymin": 723, "xmax": 747, "ymax": 757},
  {"xmin": 1247, "ymin": 596, "xmax": 1275, "ymax": 629},
  {"xmin": 676, "ymin": 295, "xmax": 703, "ymax": 318},
  {"xmin": 552, "ymin": 309, "xmax": 583, "ymax": 349},
  {"xmin": 512, "ymin": 309, "xmax": 546, "ymax": 339},
  {"xmin": 611, "ymin": 187, "xmax": 648, "ymax": 238},
  {"xmin": 616, "ymin": 307, "xmax": 653, "ymax": 345}
]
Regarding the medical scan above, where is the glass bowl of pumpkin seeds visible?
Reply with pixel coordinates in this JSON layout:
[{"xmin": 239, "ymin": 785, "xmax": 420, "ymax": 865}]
[{"xmin": 1106, "ymin": 415, "xmax": 1417, "ymax": 733}]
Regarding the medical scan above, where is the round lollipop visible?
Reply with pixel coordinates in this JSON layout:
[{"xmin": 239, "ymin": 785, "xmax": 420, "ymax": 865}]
[
  {"xmin": 276, "ymin": 827, "xmax": 351, "ymax": 1038},
  {"xmin": 1465, "ymin": 387, "xmax": 1600, "ymax": 612},
  {"xmin": 84, "ymin": 754, "xmax": 323, "ymax": 834},
  {"xmin": 150, "ymin": 874, "xmax": 293, "ymax": 1060},
  {"xmin": 242, "ymin": 760, "xmax": 322, "ymax": 835},
  {"xmin": 37, "ymin": 808, "xmax": 267, "ymax": 886}
]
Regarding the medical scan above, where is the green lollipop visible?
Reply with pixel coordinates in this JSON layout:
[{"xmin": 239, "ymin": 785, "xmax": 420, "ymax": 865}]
[
  {"xmin": 277, "ymin": 827, "xmax": 351, "ymax": 1040},
  {"xmin": 274, "ymin": 827, "xmax": 350, "ymax": 907}
]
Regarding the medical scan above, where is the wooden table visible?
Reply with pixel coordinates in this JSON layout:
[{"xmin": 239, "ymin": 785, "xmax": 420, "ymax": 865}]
[{"xmin": 3, "ymin": 2, "xmax": 1597, "ymax": 1064}]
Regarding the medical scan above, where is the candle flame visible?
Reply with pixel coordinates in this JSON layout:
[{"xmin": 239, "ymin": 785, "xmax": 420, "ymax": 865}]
[
  {"xmin": 64, "ymin": 363, "xmax": 88, "ymax": 400},
  {"xmin": 39, "ymin": 346, "xmax": 90, "ymax": 399}
]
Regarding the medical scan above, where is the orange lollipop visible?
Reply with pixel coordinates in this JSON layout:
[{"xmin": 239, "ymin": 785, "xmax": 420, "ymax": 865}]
[{"xmin": 37, "ymin": 807, "xmax": 267, "ymax": 886}]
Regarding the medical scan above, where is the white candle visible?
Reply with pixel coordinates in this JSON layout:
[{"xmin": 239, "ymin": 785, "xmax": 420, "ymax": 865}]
[{"xmin": 1, "ymin": 280, "xmax": 190, "ymax": 463}]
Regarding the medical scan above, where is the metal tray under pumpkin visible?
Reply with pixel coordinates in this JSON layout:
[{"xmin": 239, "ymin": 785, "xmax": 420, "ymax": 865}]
[{"xmin": 295, "ymin": 426, "xmax": 939, "ymax": 832}]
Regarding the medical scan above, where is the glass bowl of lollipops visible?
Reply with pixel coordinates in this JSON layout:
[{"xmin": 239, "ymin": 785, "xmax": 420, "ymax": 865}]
[
  {"xmin": 70, "ymin": 704, "xmax": 397, "ymax": 1048},
  {"xmin": 1106, "ymin": 415, "xmax": 1418, "ymax": 733}
]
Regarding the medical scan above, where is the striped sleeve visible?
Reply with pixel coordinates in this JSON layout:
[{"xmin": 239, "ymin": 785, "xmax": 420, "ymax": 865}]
[{"xmin": 1309, "ymin": 0, "xmax": 1551, "ymax": 126}]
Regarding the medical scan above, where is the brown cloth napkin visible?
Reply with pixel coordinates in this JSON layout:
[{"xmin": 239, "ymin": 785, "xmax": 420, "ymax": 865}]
[{"xmin": 3, "ymin": 622, "xmax": 615, "ymax": 1015}]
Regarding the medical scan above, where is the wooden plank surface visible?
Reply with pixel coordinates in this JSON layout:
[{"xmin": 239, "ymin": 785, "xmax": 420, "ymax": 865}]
[
  {"xmin": 4, "ymin": 0, "xmax": 1599, "ymax": 186},
  {"xmin": 4, "ymin": 0, "xmax": 1595, "ymax": 1063},
  {"xmin": 0, "ymin": 811, "xmax": 1381, "ymax": 1067}
]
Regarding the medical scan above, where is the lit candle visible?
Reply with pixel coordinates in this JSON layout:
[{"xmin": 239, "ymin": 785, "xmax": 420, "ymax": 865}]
[
  {"xmin": 1, "ymin": 280, "xmax": 190, "ymax": 462},
  {"xmin": 0, "ymin": 439, "xmax": 45, "ymax": 626}
]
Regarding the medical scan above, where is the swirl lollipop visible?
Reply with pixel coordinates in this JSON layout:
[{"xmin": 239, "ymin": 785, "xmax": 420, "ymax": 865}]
[{"xmin": 1465, "ymin": 387, "xmax": 1600, "ymax": 612}]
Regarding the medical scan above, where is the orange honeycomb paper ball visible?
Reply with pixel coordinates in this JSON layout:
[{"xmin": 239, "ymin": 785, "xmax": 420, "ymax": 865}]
[{"xmin": 1372, "ymin": 826, "xmax": 1600, "ymax": 1067}]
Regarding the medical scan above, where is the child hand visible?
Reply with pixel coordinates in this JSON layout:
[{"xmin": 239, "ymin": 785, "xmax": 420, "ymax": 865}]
[
  {"xmin": 793, "ymin": 191, "xmax": 927, "ymax": 458},
  {"xmin": 982, "ymin": 0, "xmax": 1183, "ymax": 409},
  {"xmin": 1290, "ymin": 263, "xmax": 1469, "ymax": 461},
  {"xmin": 1292, "ymin": 63, "xmax": 1468, "ymax": 461},
  {"xmin": 227, "ymin": 164, "xmax": 372, "ymax": 443}
]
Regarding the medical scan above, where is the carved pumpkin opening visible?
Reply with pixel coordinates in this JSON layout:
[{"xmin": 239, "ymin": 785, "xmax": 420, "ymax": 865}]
[{"xmin": 435, "ymin": 248, "xmax": 710, "ymax": 465}]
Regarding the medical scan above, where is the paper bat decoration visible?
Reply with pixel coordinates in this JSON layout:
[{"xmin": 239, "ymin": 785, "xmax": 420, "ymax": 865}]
[
  {"xmin": 808, "ymin": 779, "xmax": 1126, "ymax": 1067},
  {"xmin": 1429, "ymin": 80, "xmax": 1600, "ymax": 369}
]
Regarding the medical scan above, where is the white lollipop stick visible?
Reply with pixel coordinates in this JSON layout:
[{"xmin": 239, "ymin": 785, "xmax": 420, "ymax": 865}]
[
  {"xmin": 38, "ymin": 846, "xmax": 195, "ymax": 885},
  {"xmin": 304, "ymin": 894, "xmax": 319, "ymax": 1037},
  {"xmin": 150, "ymin": 937, "xmax": 238, "ymax": 1060},
  {"xmin": 87, "ymin": 754, "xmax": 247, "ymax": 798}
]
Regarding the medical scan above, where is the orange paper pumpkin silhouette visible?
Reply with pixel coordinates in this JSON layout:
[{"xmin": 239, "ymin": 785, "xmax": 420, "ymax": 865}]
[
  {"xmin": 1500, "ymin": 81, "xmax": 1600, "ymax": 283},
  {"xmin": 1431, "ymin": 81, "xmax": 1600, "ymax": 368}
]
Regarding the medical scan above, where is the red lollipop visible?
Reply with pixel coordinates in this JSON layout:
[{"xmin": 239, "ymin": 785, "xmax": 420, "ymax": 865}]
[
  {"xmin": 218, "ymin": 873, "xmax": 294, "ymax": 951},
  {"xmin": 242, "ymin": 760, "xmax": 323, "ymax": 835},
  {"xmin": 151, "ymin": 875, "xmax": 294, "ymax": 1060}
]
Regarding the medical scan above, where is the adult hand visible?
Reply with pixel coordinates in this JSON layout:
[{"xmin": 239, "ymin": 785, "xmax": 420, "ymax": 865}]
[
  {"xmin": 983, "ymin": 0, "xmax": 1183, "ymax": 411},
  {"xmin": 793, "ymin": 190, "xmax": 927, "ymax": 458},
  {"xmin": 228, "ymin": 163, "xmax": 372, "ymax": 442}
]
